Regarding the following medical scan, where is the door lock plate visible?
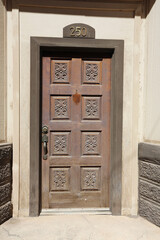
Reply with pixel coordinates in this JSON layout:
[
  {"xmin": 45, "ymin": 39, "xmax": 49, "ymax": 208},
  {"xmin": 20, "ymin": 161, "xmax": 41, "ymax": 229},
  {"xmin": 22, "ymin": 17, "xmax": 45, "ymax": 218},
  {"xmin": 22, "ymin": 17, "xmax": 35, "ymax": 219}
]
[{"xmin": 42, "ymin": 135, "xmax": 48, "ymax": 143}]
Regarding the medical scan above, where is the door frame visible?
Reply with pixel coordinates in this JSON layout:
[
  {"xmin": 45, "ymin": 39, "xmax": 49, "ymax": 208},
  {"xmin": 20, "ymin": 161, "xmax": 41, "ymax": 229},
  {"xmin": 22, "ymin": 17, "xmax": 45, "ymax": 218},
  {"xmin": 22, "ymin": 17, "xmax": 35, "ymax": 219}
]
[{"xmin": 30, "ymin": 37, "xmax": 124, "ymax": 216}]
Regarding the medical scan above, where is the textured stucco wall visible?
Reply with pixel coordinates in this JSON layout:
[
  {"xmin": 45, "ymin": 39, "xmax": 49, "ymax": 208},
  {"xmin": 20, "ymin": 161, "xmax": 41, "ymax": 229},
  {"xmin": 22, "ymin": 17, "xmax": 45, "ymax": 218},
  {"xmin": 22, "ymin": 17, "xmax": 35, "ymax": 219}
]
[
  {"xmin": 140, "ymin": 0, "xmax": 160, "ymax": 227},
  {"xmin": 0, "ymin": 0, "xmax": 6, "ymax": 142},
  {"xmin": 144, "ymin": 0, "xmax": 160, "ymax": 142}
]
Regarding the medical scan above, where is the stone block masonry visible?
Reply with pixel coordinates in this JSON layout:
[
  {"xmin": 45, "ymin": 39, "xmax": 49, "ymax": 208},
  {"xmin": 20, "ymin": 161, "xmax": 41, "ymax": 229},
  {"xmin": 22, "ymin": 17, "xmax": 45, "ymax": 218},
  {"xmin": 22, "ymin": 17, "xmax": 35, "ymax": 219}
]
[
  {"xmin": 0, "ymin": 144, "xmax": 12, "ymax": 224},
  {"xmin": 139, "ymin": 143, "xmax": 160, "ymax": 227}
]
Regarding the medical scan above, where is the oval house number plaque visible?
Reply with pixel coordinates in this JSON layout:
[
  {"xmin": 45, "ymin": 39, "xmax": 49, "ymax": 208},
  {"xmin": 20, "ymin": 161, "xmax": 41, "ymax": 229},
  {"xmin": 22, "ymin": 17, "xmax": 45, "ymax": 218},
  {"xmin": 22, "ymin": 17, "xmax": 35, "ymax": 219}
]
[{"xmin": 63, "ymin": 23, "xmax": 95, "ymax": 39}]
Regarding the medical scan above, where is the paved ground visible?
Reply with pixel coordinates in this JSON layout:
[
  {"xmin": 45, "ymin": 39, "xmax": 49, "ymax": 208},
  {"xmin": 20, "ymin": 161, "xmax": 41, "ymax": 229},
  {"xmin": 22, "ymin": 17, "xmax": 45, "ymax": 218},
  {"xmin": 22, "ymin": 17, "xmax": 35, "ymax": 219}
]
[{"xmin": 0, "ymin": 215, "xmax": 160, "ymax": 240}]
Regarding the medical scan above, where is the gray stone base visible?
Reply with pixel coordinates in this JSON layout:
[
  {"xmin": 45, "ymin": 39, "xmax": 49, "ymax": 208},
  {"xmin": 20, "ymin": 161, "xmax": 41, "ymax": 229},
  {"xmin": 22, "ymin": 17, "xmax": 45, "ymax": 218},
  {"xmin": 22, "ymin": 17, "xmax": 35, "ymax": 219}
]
[
  {"xmin": 0, "ymin": 144, "xmax": 12, "ymax": 225},
  {"xmin": 139, "ymin": 143, "xmax": 160, "ymax": 227},
  {"xmin": 139, "ymin": 198, "xmax": 160, "ymax": 227},
  {"xmin": 0, "ymin": 202, "xmax": 12, "ymax": 225}
]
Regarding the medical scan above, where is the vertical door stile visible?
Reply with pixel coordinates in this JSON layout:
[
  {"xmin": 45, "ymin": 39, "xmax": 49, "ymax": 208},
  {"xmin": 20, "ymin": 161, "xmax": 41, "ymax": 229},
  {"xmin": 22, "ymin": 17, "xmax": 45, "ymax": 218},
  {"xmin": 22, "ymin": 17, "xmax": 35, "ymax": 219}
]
[
  {"xmin": 101, "ymin": 58, "xmax": 111, "ymax": 207},
  {"xmin": 42, "ymin": 57, "xmax": 51, "ymax": 209},
  {"xmin": 71, "ymin": 58, "xmax": 82, "ymax": 195}
]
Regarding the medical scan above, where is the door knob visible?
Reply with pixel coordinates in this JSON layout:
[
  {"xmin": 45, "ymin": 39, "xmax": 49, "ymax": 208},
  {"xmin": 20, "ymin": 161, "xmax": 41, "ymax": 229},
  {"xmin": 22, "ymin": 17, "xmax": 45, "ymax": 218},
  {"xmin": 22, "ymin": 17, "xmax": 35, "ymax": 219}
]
[{"xmin": 42, "ymin": 125, "xmax": 48, "ymax": 134}]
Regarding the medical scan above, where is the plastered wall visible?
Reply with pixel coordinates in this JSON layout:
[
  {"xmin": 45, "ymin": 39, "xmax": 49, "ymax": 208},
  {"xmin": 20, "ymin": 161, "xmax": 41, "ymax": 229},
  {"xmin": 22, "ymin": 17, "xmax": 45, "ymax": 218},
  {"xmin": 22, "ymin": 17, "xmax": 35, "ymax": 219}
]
[
  {"xmin": 7, "ymin": 9, "xmax": 144, "ymax": 216},
  {"xmin": 0, "ymin": 0, "xmax": 6, "ymax": 142},
  {"xmin": 144, "ymin": 0, "xmax": 160, "ymax": 142}
]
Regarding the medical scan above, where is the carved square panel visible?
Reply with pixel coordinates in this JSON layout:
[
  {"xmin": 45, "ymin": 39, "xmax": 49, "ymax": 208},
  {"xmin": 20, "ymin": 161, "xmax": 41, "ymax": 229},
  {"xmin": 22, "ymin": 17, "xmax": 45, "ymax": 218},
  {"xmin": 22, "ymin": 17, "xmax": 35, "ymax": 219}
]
[
  {"xmin": 81, "ymin": 167, "xmax": 100, "ymax": 190},
  {"xmin": 82, "ymin": 96, "xmax": 101, "ymax": 120},
  {"xmin": 50, "ymin": 168, "xmax": 70, "ymax": 191},
  {"xmin": 51, "ymin": 60, "xmax": 70, "ymax": 84},
  {"xmin": 51, "ymin": 96, "xmax": 70, "ymax": 120},
  {"xmin": 51, "ymin": 132, "xmax": 70, "ymax": 155},
  {"xmin": 82, "ymin": 132, "xmax": 101, "ymax": 155},
  {"xmin": 82, "ymin": 61, "xmax": 102, "ymax": 84}
]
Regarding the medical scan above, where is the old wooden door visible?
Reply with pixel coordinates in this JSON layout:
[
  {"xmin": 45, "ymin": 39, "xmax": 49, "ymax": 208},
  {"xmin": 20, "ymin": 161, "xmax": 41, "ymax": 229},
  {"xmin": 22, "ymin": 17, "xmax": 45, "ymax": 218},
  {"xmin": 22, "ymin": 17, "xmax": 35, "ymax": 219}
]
[{"xmin": 42, "ymin": 56, "xmax": 111, "ymax": 208}]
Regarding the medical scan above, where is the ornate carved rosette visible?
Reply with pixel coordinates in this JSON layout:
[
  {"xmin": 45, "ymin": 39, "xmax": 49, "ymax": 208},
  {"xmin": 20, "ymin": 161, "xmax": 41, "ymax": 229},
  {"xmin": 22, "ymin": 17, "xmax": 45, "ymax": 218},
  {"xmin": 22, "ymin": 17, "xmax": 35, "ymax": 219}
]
[
  {"xmin": 53, "ymin": 170, "xmax": 66, "ymax": 188},
  {"xmin": 85, "ymin": 99, "xmax": 99, "ymax": 118},
  {"xmin": 54, "ymin": 135, "xmax": 67, "ymax": 154},
  {"xmin": 84, "ymin": 171, "xmax": 97, "ymax": 187},
  {"xmin": 85, "ymin": 135, "xmax": 98, "ymax": 154},
  {"xmin": 54, "ymin": 99, "xmax": 68, "ymax": 118},
  {"xmin": 55, "ymin": 63, "xmax": 68, "ymax": 82},
  {"xmin": 86, "ymin": 64, "xmax": 98, "ymax": 82}
]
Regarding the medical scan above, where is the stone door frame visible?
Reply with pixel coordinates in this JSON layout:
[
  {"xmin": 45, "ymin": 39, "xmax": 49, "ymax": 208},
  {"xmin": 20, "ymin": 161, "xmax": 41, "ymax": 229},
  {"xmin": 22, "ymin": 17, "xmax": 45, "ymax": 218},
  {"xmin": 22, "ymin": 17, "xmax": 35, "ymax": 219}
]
[{"xmin": 30, "ymin": 37, "xmax": 124, "ymax": 216}]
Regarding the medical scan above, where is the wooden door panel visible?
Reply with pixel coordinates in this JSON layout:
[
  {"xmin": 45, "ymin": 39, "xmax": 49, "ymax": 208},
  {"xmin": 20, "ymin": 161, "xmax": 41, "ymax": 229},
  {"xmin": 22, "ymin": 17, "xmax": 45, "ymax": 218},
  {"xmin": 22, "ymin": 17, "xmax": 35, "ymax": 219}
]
[
  {"xmin": 82, "ymin": 96, "xmax": 101, "ymax": 120},
  {"xmin": 49, "ymin": 191, "xmax": 102, "ymax": 208},
  {"xmin": 81, "ymin": 132, "xmax": 101, "ymax": 155},
  {"xmin": 82, "ymin": 61, "xmax": 102, "ymax": 84},
  {"xmin": 51, "ymin": 60, "xmax": 71, "ymax": 84},
  {"xmin": 50, "ymin": 167, "xmax": 70, "ymax": 191},
  {"xmin": 81, "ymin": 167, "xmax": 101, "ymax": 190},
  {"xmin": 50, "ymin": 132, "xmax": 71, "ymax": 156},
  {"xmin": 42, "ymin": 57, "xmax": 111, "ymax": 209},
  {"xmin": 50, "ymin": 96, "xmax": 71, "ymax": 120}
]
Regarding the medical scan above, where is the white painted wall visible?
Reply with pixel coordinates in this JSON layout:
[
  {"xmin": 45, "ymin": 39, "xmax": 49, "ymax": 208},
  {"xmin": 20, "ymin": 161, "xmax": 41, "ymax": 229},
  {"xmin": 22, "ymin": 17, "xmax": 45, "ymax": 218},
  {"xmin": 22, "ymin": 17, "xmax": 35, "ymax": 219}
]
[
  {"xmin": 144, "ymin": 0, "xmax": 160, "ymax": 142},
  {"xmin": 0, "ymin": 0, "xmax": 6, "ymax": 142},
  {"xmin": 7, "ymin": 9, "xmax": 144, "ymax": 216}
]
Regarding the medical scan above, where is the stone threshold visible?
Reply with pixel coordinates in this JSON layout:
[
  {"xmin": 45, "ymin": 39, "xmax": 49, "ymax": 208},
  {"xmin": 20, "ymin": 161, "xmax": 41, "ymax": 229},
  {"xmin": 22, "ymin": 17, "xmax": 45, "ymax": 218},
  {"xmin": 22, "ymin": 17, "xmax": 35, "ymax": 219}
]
[{"xmin": 41, "ymin": 208, "xmax": 111, "ymax": 215}]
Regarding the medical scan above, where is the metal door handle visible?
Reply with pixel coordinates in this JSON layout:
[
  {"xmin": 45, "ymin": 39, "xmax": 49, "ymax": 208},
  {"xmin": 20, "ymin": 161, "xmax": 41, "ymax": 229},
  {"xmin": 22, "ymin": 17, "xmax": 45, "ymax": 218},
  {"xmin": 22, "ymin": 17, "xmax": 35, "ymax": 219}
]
[
  {"xmin": 43, "ymin": 141, "xmax": 47, "ymax": 155},
  {"xmin": 42, "ymin": 130, "xmax": 48, "ymax": 160}
]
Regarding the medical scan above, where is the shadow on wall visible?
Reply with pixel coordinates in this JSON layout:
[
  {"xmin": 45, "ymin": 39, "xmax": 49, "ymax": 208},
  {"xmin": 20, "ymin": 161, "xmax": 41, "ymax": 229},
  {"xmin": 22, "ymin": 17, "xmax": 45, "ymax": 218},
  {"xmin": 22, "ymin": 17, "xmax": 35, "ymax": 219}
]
[
  {"xmin": 1, "ymin": 0, "xmax": 157, "ymax": 19},
  {"xmin": 146, "ymin": 0, "xmax": 156, "ymax": 16}
]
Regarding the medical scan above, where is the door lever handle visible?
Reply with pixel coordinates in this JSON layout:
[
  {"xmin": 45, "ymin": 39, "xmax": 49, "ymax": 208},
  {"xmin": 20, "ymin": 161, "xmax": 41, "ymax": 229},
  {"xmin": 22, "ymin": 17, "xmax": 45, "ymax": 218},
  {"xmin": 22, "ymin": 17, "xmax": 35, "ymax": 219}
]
[
  {"xmin": 42, "ymin": 135, "xmax": 48, "ymax": 160},
  {"xmin": 43, "ymin": 140, "xmax": 47, "ymax": 155}
]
